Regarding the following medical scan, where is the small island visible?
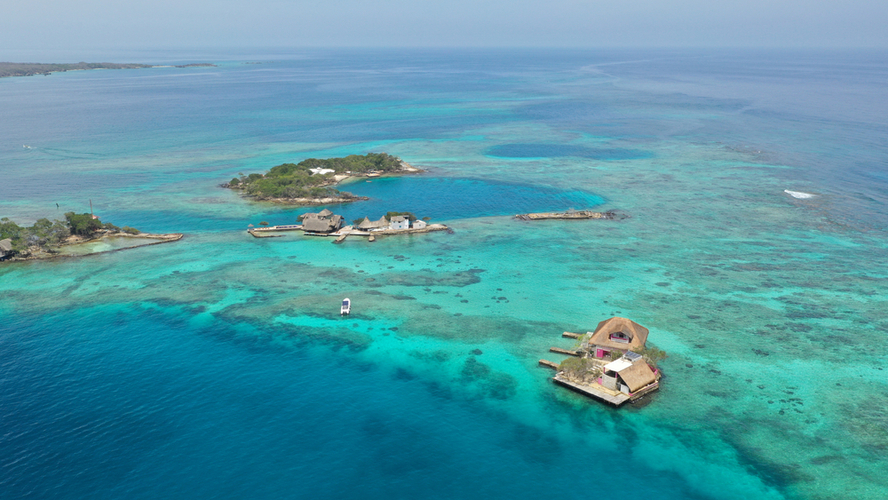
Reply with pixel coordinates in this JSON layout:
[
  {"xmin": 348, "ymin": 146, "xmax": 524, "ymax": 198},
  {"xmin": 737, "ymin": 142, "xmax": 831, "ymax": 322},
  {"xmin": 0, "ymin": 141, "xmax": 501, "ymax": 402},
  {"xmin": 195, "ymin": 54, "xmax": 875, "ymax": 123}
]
[
  {"xmin": 0, "ymin": 213, "xmax": 182, "ymax": 262},
  {"xmin": 223, "ymin": 153, "xmax": 422, "ymax": 205},
  {"xmin": 0, "ymin": 62, "xmax": 217, "ymax": 78}
]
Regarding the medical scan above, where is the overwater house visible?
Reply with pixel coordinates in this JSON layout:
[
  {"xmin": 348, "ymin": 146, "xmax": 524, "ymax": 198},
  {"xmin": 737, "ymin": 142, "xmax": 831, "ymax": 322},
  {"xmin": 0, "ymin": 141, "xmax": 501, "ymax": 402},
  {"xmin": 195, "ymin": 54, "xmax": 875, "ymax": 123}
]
[
  {"xmin": 357, "ymin": 216, "xmax": 389, "ymax": 231},
  {"xmin": 598, "ymin": 351, "xmax": 658, "ymax": 395},
  {"xmin": 389, "ymin": 216, "xmax": 410, "ymax": 230},
  {"xmin": 587, "ymin": 316, "xmax": 649, "ymax": 359},
  {"xmin": 300, "ymin": 209, "xmax": 343, "ymax": 234}
]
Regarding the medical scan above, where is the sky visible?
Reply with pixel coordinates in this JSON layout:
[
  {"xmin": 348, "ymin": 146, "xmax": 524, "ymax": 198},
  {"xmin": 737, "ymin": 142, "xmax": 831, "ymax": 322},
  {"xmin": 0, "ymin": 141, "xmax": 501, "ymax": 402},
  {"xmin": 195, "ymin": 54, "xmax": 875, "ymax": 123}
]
[{"xmin": 1, "ymin": 0, "xmax": 887, "ymax": 56}]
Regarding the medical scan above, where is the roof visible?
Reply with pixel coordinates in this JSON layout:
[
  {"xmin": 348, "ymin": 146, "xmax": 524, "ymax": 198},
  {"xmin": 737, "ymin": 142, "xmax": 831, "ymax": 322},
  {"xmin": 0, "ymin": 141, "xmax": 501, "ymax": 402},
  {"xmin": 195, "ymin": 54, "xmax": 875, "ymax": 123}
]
[
  {"xmin": 617, "ymin": 360, "xmax": 657, "ymax": 392},
  {"xmin": 317, "ymin": 208, "xmax": 333, "ymax": 217},
  {"xmin": 359, "ymin": 216, "xmax": 388, "ymax": 229},
  {"xmin": 624, "ymin": 351, "xmax": 643, "ymax": 362},
  {"xmin": 0, "ymin": 238, "xmax": 11, "ymax": 253},
  {"xmin": 588, "ymin": 317, "xmax": 649, "ymax": 351},
  {"xmin": 603, "ymin": 358, "xmax": 633, "ymax": 372},
  {"xmin": 390, "ymin": 216, "xmax": 407, "ymax": 222},
  {"xmin": 302, "ymin": 217, "xmax": 335, "ymax": 232}
]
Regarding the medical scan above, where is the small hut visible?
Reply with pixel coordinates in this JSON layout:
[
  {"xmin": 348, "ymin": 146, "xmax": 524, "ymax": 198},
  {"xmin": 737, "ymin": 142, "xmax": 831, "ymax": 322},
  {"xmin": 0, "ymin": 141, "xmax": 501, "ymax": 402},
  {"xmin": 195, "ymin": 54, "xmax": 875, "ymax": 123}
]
[
  {"xmin": 390, "ymin": 216, "xmax": 409, "ymax": 230},
  {"xmin": 600, "ymin": 356, "xmax": 658, "ymax": 394},
  {"xmin": 587, "ymin": 317, "xmax": 649, "ymax": 359}
]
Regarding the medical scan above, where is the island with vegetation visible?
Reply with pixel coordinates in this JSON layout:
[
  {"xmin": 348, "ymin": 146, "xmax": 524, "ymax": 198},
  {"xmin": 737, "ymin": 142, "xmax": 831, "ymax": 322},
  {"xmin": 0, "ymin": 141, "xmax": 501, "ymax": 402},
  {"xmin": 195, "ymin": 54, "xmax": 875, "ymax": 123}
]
[
  {"xmin": 0, "ymin": 213, "xmax": 182, "ymax": 262},
  {"xmin": 224, "ymin": 153, "xmax": 422, "ymax": 205},
  {"xmin": 0, "ymin": 62, "xmax": 218, "ymax": 78}
]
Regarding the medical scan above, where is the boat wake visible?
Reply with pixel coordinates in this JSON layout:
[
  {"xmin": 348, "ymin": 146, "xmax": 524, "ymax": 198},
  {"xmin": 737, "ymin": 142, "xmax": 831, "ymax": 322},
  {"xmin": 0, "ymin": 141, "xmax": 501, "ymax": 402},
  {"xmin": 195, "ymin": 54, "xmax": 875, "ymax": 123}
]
[{"xmin": 785, "ymin": 189, "xmax": 815, "ymax": 199}]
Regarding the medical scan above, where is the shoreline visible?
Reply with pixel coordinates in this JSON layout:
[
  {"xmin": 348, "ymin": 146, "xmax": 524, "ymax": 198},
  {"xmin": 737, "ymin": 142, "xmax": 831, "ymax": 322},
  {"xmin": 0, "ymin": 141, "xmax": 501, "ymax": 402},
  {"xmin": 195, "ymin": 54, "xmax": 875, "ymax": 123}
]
[
  {"xmin": 229, "ymin": 162, "xmax": 424, "ymax": 206},
  {"xmin": 0, "ymin": 62, "xmax": 217, "ymax": 79},
  {"xmin": 2, "ymin": 232, "xmax": 184, "ymax": 263}
]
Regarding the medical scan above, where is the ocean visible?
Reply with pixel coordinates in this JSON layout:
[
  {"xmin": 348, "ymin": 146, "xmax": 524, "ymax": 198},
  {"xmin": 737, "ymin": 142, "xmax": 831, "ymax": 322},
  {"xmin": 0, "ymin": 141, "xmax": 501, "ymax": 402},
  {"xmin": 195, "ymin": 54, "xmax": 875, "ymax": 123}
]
[{"xmin": 1, "ymin": 48, "xmax": 887, "ymax": 500}]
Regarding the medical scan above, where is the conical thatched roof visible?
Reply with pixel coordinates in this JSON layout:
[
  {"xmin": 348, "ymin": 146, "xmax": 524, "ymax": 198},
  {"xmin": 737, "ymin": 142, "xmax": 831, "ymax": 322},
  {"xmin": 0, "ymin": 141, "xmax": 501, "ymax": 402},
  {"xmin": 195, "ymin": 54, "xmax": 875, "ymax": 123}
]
[
  {"xmin": 617, "ymin": 360, "xmax": 657, "ymax": 392},
  {"xmin": 588, "ymin": 317, "xmax": 649, "ymax": 351},
  {"xmin": 358, "ymin": 216, "xmax": 388, "ymax": 229},
  {"xmin": 318, "ymin": 208, "xmax": 333, "ymax": 217}
]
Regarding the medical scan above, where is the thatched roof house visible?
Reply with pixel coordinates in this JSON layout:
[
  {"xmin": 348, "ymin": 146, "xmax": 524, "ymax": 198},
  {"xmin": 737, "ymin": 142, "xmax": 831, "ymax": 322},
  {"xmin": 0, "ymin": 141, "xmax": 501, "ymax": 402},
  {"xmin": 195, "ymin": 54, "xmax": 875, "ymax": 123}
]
[
  {"xmin": 601, "ymin": 357, "xmax": 658, "ymax": 393},
  {"xmin": 301, "ymin": 210, "xmax": 343, "ymax": 233},
  {"xmin": 615, "ymin": 360, "xmax": 657, "ymax": 392},
  {"xmin": 587, "ymin": 317, "xmax": 649, "ymax": 358},
  {"xmin": 357, "ymin": 216, "xmax": 388, "ymax": 230}
]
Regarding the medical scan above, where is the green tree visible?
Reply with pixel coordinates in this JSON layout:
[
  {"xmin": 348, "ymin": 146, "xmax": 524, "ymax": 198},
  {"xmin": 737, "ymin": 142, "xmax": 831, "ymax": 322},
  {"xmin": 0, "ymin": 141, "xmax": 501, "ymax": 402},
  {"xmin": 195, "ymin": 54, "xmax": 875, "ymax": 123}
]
[
  {"xmin": 631, "ymin": 345, "xmax": 668, "ymax": 368},
  {"xmin": 64, "ymin": 212, "xmax": 103, "ymax": 237}
]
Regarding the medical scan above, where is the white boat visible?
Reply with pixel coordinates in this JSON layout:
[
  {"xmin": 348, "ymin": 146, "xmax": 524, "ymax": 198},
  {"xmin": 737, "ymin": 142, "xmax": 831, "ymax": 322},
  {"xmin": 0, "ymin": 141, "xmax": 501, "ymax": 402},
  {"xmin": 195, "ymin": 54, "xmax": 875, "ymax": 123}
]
[{"xmin": 341, "ymin": 298, "xmax": 351, "ymax": 316}]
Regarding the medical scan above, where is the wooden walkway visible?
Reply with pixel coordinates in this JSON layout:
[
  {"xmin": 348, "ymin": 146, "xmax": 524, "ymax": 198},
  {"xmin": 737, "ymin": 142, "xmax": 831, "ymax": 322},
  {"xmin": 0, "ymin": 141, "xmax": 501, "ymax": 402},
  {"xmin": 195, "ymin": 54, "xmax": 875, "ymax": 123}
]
[
  {"xmin": 251, "ymin": 224, "xmax": 303, "ymax": 232},
  {"xmin": 553, "ymin": 376, "xmax": 630, "ymax": 406},
  {"xmin": 538, "ymin": 359, "xmax": 560, "ymax": 370},
  {"xmin": 562, "ymin": 331, "xmax": 581, "ymax": 339},
  {"xmin": 549, "ymin": 347, "xmax": 581, "ymax": 357}
]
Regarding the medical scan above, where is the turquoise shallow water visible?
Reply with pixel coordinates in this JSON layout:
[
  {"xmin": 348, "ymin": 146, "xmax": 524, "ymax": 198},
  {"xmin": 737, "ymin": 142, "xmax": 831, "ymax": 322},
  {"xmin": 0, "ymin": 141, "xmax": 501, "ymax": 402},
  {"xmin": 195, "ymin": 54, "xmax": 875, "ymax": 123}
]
[{"xmin": 1, "ymin": 49, "xmax": 887, "ymax": 500}]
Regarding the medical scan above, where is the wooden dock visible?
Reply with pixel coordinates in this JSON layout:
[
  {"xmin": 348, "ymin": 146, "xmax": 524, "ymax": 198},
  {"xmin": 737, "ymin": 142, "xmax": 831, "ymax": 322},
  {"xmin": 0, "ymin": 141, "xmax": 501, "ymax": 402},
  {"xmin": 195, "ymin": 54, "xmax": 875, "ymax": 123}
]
[
  {"xmin": 333, "ymin": 231, "xmax": 351, "ymax": 244},
  {"xmin": 251, "ymin": 224, "xmax": 303, "ymax": 232},
  {"xmin": 538, "ymin": 359, "xmax": 560, "ymax": 370},
  {"xmin": 515, "ymin": 210, "xmax": 621, "ymax": 221},
  {"xmin": 553, "ymin": 376, "xmax": 630, "ymax": 406},
  {"xmin": 562, "ymin": 331, "xmax": 581, "ymax": 339},
  {"xmin": 549, "ymin": 347, "xmax": 581, "ymax": 357}
]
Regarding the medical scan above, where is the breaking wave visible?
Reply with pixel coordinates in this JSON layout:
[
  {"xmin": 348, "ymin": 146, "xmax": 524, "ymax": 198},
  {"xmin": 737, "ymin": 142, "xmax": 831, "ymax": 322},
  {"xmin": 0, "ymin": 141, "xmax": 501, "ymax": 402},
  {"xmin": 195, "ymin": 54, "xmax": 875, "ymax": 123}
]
[{"xmin": 785, "ymin": 189, "xmax": 815, "ymax": 199}]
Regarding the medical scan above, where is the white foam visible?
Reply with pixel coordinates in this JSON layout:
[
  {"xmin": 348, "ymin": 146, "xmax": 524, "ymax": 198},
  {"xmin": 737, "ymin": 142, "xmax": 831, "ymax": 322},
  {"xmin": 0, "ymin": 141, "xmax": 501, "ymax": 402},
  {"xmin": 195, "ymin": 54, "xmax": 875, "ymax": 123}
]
[{"xmin": 784, "ymin": 189, "xmax": 815, "ymax": 199}]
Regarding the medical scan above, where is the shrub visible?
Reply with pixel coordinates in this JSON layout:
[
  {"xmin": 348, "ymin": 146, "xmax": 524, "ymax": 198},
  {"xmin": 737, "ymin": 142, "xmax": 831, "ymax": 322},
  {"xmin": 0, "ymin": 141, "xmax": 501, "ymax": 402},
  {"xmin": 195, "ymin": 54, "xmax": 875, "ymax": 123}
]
[
  {"xmin": 559, "ymin": 357, "xmax": 600, "ymax": 384},
  {"xmin": 632, "ymin": 345, "xmax": 668, "ymax": 368}
]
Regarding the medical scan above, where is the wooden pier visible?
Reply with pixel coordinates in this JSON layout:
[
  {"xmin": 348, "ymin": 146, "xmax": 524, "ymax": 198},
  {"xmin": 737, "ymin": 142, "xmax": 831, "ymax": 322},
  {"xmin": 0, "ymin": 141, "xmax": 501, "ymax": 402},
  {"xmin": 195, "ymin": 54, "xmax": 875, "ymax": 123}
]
[
  {"xmin": 333, "ymin": 231, "xmax": 351, "ymax": 244},
  {"xmin": 549, "ymin": 347, "xmax": 581, "ymax": 357},
  {"xmin": 515, "ymin": 210, "xmax": 621, "ymax": 221},
  {"xmin": 538, "ymin": 359, "xmax": 560, "ymax": 370},
  {"xmin": 562, "ymin": 331, "xmax": 581, "ymax": 339},
  {"xmin": 251, "ymin": 224, "xmax": 303, "ymax": 232}
]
